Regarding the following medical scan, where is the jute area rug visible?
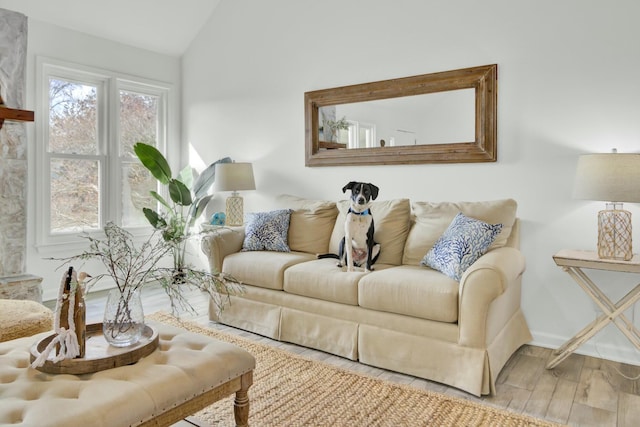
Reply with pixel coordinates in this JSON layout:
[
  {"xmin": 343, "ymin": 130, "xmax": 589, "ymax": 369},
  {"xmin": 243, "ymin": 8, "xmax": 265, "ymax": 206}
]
[{"xmin": 149, "ymin": 312, "xmax": 561, "ymax": 427}]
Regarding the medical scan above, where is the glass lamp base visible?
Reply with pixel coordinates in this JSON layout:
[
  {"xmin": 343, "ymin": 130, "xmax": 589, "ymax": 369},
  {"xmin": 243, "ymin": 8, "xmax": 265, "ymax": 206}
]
[
  {"xmin": 226, "ymin": 194, "xmax": 244, "ymax": 226},
  {"xmin": 597, "ymin": 203, "xmax": 632, "ymax": 261}
]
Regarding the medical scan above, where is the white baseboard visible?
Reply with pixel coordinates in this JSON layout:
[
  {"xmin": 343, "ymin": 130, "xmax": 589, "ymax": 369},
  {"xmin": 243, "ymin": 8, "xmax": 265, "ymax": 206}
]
[{"xmin": 531, "ymin": 330, "xmax": 640, "ymax": 366}]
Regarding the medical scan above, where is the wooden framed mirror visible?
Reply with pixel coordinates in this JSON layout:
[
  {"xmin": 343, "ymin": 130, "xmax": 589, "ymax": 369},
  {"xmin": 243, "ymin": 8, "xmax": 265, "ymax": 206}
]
[{"xmin": 304, "ymin": 64, "xmax": 497, "ymax": 167}]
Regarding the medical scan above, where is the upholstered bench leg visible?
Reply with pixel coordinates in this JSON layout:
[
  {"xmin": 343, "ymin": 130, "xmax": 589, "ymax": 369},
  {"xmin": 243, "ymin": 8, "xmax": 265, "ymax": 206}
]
[{"xmin": 234, "ymin": 371, "xmax": 253, "ymax": 427}]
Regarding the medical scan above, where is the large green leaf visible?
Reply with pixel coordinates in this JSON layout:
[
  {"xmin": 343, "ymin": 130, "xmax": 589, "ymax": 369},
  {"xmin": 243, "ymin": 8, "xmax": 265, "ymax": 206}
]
[
  {"xmin": 168, "ymin": 179, "xmax": 192, "ymax": 206},
  {"xmin": 142, "ymin": 208, "xmax": 167, "ymax": 229},
  {"xmin": 193, "ymin": 157, "xmax": 232, "ymax": 198},
  {"xmin": 178, "ymin": 166, "xmax": 194, "ymax": 190},
  {"xmin": 134, "ymin": 142, "xmax": 172, "ymax": 185},
  {"xmin": 185, "ymin": 203, "xmax": 197, "ymax": 231},
  {"xmin": 150, "ymin": 191, "xmax": 171, "ymax": 212}
]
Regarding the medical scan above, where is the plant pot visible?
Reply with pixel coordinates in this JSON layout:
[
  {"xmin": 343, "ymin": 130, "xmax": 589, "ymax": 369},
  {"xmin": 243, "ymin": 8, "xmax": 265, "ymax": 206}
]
[{"xmin": 103, "ymin": 289, "xmax": 145, "ymax": 347}]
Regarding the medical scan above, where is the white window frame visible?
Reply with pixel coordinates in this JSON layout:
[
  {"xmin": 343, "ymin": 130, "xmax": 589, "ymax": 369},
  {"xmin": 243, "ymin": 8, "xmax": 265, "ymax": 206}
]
[
  {"xmin": 360, "ymin": 122, "xmax": 377, "ymax": 148},
  {"xmin": 346, "ymin": 120, "xmax": 377, "ymax": 149},
  {"xmin": 35, "ymin": 57, "xmax": 171, "ymax": 249}
]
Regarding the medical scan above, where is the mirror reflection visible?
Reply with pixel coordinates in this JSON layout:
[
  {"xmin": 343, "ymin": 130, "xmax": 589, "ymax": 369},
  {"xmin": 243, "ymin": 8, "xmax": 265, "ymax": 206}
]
[{"xmin": 319, "ymin": 88, "xmax": 475, "ymax": 149}]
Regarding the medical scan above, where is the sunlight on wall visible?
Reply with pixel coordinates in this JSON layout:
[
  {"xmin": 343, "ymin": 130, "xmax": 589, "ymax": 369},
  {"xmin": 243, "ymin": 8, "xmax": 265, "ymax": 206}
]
[
  {"xmin": 185, "ymin": 101, "xmax": 274, "ymax": 164},
  {"xmin": 188, "ymin": 143, "xmax": 208, "ymax": 172}
]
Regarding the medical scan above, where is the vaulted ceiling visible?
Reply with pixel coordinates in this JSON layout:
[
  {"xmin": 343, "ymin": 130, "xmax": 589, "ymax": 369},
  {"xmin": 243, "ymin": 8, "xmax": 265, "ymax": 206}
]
[{"xmin": 0, "ymin": 0, "xmax": 221, "ymax": 56}]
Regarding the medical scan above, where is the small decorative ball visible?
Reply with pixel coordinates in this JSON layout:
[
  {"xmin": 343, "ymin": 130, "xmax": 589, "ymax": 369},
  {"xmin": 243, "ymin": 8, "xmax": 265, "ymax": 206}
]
[{"xmin": 210, "ymin": 212, "xmax": 226, "ymax": 225}]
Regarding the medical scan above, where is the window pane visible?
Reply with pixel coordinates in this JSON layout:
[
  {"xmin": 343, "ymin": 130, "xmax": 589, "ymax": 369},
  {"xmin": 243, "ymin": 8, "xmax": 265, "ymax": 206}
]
[
  {"xmin": 50, "ymin": 158, "xmax": 99, "ymax": 233},
  {"xmin": 121, "ymin": 163, "xmax": 156, "ymax": 227},
  {"xmin": 120, "ymin": 90, "xmax": 159, "ymax": 157},
  {"xmin": 48, "ymin": 78, "xmax": 98, "ymax": 155}
]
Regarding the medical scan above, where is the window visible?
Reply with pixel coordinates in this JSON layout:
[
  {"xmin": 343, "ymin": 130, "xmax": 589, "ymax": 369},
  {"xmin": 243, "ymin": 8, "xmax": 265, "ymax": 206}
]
[
  {"xmin": 36, "ymin": 59, "xmax": 170, "ymax": 246},
  {"xmin": 345, "ymin": 120, "xmax": 377, "ymax": 149},
  {"xmin": 118, "ymin": 88, "xmax": 162, "ymax": 228}
]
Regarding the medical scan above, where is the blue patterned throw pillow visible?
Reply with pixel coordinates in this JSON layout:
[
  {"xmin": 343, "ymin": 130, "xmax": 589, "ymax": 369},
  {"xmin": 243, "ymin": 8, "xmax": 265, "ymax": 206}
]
[
  {"xmin": 242, "ymin": 209, "xmax": 293, "ymax": 252},
  {"xmin": 421, "ymin": 212, "xmax": 503, "ymax": 281}
]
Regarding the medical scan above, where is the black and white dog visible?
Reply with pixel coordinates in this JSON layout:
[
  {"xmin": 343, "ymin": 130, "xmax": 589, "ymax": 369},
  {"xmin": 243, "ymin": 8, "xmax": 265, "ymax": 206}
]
[{"xmin": 319, "ymin": 181, "xmax": 381, "ymax": 272}]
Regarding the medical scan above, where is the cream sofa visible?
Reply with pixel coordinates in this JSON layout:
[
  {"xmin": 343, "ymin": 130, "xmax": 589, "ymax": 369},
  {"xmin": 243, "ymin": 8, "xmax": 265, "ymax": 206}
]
[{"xmin": 201, "ymin": 195, "xmax": 531, "ymax": 396}]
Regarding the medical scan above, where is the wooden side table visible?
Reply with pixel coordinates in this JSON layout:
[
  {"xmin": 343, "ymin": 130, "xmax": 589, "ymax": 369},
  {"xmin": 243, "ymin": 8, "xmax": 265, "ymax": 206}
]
[{"xmin": 546, "ymin": 249, "xmax": 640, "ymax": 369}]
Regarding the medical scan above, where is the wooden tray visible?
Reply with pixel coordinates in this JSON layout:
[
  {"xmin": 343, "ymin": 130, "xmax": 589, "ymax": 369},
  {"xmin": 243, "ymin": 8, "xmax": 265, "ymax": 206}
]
[{"xmin": 30, "ymin": 323, "xmax": 159, "ymax": 374}]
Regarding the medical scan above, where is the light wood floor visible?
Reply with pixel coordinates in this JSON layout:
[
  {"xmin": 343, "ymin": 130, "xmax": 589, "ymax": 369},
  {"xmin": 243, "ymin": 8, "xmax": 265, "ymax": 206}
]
[{"xmin": 73, "ymin": 285, "xmax": 640, "ymax": 427}]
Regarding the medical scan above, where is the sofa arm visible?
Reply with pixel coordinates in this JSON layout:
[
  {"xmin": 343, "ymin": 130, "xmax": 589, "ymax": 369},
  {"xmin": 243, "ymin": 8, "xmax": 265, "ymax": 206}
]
[
  {"xmin": 200, "ymin": 226, "xmax": 245, "ymax": 273},
  {"xmin": 457, "ymin": 246, "xmax": 526, "ymax": 348}
]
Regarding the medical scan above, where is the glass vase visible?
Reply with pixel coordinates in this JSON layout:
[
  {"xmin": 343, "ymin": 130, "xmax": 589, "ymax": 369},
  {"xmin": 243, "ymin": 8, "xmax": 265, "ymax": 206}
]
[{"xmin": 103, "ymin": 288, "xmax": 144, "ymax": 347}]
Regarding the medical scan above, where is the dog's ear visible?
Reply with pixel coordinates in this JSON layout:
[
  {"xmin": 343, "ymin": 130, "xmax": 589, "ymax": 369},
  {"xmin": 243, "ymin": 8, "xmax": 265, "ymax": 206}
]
[
  {"xmin": 369, "ymin": 183, "xmax": 379, "ymax": 200},
  {"xmin": 342, "ymin": 181, "xmax": 357, "ymax": 193}
]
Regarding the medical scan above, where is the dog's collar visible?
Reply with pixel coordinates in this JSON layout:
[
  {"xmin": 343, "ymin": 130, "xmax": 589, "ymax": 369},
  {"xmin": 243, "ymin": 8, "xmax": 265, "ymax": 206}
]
[{"xmin": 349, "ymin": 208, "xmax": 371, "ymax": 216}]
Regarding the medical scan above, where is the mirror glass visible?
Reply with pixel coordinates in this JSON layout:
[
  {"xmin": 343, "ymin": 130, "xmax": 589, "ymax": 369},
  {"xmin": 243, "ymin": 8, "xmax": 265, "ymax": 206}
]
[
  {"xmin": 319, "ymin": 88, "xmax": 475, "ymax": 149},
  {"xmin": 305, "ymin": 64, "xmax": 497, "ymax": 166}
]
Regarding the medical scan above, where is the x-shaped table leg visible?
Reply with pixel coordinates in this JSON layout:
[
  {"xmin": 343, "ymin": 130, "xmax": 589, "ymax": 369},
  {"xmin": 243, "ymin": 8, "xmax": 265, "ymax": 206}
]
[{"xmin": 546, "ymin": 266, "xmax": 640, "ymax": 369}]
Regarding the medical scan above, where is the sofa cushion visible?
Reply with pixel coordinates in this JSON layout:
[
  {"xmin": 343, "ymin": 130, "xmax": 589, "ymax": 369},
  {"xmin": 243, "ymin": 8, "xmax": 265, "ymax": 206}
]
[
  {"xmin": 403, "ymin": 199, "xmax": 517, "ymax": 266},
  {"xmin": 242, "ymin": 209, "xmax": 292, "ymax": 252},
  {"xmin": 422, "ymin": 213, "xmax": 503, "ymax": 281},
  {"xmin": 275, "ymin": 195, "xmax": 338, "ymax": 254},
  {"xmin": 358, "ymin": 265, "xmax": 459, "ymax": 323},
  {"xmin": 329, "ymin": 198, "xmax": 411, "ymax": 266},
  {"xmin": 223, "ymin": 251, "xmax": 316, "ymax": 290},
  {"xmin": 283, "ymin": 259, "xmax": 369, "ymax": 305}
]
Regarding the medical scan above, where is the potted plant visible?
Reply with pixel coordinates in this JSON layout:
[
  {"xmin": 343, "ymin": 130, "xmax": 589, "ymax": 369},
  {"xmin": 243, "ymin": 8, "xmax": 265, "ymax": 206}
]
[
  {"xmin": 133, "ymin": 142, "xmax": 231, "ymax": 278},
  {"xmin": 325, "ymin": 116, "xmax": 350, "ymax": 143}
]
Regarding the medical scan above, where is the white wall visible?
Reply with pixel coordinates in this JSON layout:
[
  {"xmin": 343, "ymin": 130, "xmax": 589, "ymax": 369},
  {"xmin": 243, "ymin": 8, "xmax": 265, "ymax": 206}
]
[
  {"xmin": 18, "ymin": 19, "xmax": 182, "ymax": 301},
  {"xmin": 182, "ymin": 0, "xmax": 640, "ymax": 364}
]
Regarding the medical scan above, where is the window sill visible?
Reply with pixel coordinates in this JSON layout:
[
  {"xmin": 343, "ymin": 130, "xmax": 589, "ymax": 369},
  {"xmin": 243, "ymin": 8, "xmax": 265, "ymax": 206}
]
[{"xmin": 35, "ymin": 226, "xmax": 155, "ymax": 257}]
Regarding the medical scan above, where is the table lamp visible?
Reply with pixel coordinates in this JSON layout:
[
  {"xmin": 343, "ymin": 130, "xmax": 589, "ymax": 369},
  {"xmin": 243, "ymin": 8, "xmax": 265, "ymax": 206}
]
[
  {"xmin": 573, "ymin": 150, "xmax": 640, "ymax": 260},
  {"xmin": 214, "ymin": 162, "xmax": 256, "ymax": 226}
]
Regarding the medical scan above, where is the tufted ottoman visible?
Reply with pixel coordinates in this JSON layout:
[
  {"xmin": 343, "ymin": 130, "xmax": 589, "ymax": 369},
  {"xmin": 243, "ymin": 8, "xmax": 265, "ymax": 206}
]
[
  {"xmin": 0, "ymin": 320, "xmax": 255, "ymax": 427},
  {"xmin": 0, "ymin": 299, "xmax": 53, "ymax": 342}
]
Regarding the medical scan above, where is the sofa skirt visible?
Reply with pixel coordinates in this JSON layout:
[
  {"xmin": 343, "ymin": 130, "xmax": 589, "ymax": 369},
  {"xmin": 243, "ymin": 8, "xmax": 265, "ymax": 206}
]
[
  {"xmin": 280, "ymin": 308, "xmax": 359, "ymax": 360},
  {"xmin": 210, "ymin": 295, "xmax": 281, "ymax": 340},
  {"xmin": 208, "ymin": 289, "xmax": 530, "ymax": 396},
  {"xmin": 358, "ymin": 308, "xmax": 530, "ymax": 397}
]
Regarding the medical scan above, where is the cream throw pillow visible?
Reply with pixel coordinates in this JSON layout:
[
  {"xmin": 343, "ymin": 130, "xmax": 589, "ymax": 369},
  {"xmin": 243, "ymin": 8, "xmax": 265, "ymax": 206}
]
[
  {"xmin": 329, "ymin": 198, "xmax": 411, "ymax": 266},
  {"xmin": 402, "ymin": 199, "xmax": 518, "ymax": 266},
  {"xmin": 275, "ymin": 194, "xmax": 338, "ymax": 254}
]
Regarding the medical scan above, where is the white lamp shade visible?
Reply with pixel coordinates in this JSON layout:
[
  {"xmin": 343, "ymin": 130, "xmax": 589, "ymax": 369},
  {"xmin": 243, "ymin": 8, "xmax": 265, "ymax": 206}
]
[
  {"xmin": 573, "ymin": 153, "xmax": 640, "ymax": 203},
  {"xmin": 214, "ymin": 162, "xmax": 256, "ymax": 192}
]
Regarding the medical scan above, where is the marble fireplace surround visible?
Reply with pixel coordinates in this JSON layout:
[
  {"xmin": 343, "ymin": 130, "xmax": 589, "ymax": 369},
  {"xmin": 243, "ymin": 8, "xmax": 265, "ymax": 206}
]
[{"xmin": 0, "ymin": 9, "xmax": 43, "ymax": 301}]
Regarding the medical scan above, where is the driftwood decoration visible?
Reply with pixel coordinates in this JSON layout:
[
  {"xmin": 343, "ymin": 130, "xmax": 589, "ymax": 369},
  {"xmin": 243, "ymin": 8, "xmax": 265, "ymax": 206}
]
[{"xmin": 31, "ymin": 267, "xmax": 86, "ymax": 367}]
